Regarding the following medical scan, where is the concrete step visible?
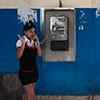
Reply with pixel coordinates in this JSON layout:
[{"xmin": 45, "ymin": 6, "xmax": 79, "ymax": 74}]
[
  {"xmin": 22, "ymin": 95, "xmax": 100, "ymax": 100},
  {"xmin": 23, "ymin": 95, "xmax": 100, "ymax": 100}
]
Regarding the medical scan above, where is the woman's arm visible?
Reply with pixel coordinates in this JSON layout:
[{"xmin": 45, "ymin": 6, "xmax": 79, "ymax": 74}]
[
  {"xmin": 16, "ymin": 35, "xmax": 25, "ymax": 59},
  {"xmin": 37, "ymin": 43, "xmax": 42, "ymax": 57},
  {"xmin": 16, "ymin": 44, "xmax": 25, "ymax": 59},
  {"xmin": 33, "ymin": 35, "xmax": 42, "ymax": 57}
]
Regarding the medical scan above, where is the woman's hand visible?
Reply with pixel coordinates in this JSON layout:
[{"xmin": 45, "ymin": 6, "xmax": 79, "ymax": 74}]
[
  {"xmin": 33, "ymin": 34, "xmax": 39, "ymax": 44},
  {"xmin": 17, "ymin": 34, "xmax": 25, "ymax": 46},
  {"xmin": 33, "ymin": 34, "xmax": 42, "ymax": 57},
  {"xmin": 16, "ymin": 34, "xmax": 25, "ymax": 59}
]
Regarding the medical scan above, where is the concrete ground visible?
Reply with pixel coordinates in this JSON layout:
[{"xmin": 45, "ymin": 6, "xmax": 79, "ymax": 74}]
[
  {"xmin": 22, "ymin": 95, "xmax": 100, "ymax": 100},
  {"xmin": 1, "ymin": 74, "xmax": 100, "ymax": 100}
]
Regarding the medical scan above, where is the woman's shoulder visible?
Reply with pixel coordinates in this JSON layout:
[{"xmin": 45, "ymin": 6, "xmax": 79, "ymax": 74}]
[{"xmin": 16, "ymin": 39, "xmax": 22, "ymax": 48}]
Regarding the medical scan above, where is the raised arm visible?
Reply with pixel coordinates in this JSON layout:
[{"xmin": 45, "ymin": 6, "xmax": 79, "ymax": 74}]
[{"xmin": 16, "ymin": 35, "xmax": 25, "ymax": 59}]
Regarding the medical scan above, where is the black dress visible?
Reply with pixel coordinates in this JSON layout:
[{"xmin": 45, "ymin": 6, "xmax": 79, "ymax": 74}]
[{"xmin": 18, "ymin": 42, "xmax": 39, "ymax": 86}]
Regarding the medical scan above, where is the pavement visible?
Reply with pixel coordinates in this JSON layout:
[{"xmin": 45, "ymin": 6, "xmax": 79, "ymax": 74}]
[{"xmin": 23, "ymin": 95, "xmax": 100, "ymax": 100}]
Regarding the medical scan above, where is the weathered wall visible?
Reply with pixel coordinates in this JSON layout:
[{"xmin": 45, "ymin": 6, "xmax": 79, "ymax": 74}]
[
  {"xmin": 0, "ymin": 0, "xmax": 100, "ymax": 99},
  {"xmin": 0, "ymin": 74, "xmax": 22, "ymax": 100},
  {"xmin": 0, "ymin": 0, "xmax": 94, "ymax": 8}
]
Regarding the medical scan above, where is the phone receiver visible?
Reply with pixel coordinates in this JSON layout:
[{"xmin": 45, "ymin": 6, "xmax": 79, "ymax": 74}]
[
  {"xmin": 33, "ymin": 34, "xmax": 37, "ymax": 41},
  {"xmin": 33, "ymin": 39, "xmax": 37, "ymax": 41}
]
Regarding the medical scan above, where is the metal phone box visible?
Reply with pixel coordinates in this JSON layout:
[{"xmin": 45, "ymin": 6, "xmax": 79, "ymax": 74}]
[
  {"xmin": 40, "ymin": 8, "xmax": 76, "ymax": 62},
  {"xmin": 50, "ymin": 15, "xmax": 69, "ymax": 51}
]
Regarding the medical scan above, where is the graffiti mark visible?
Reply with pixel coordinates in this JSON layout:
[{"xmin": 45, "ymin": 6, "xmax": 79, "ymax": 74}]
[
  {"xmin": 95, "ymin": 2, "xmax": 100, "ymax": 18},
  {"xmin": 79, "ymin": 10, "xmax": 87, "ymax": 31},
  {"xmin": 80, "ymin": 10, "xmax": 85, "ymax": 19},
  {"xmin": 17, "ymin": 9, "xmax": 38, "ymax": 24},
  {"xmin": 79, "ymin": 25, "xmax": 84, "ymax": 30}
]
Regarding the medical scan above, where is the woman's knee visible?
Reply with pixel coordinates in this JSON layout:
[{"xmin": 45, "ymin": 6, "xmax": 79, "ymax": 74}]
[
  {"xmin": 28, "ymin": 92, "xmax": 35, "ymax": 99},
  {"xmin": 23, "ymin": 83, "xmax": 35, "ymax": 99}
]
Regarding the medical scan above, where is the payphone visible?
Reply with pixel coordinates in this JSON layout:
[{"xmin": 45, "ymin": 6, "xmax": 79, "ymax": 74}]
[
  {"xmin": 40, "ymin": 8, "xmax": 76, "ymax": 62},
  {"xmin": 50, "ymin": 14, "xmax": 69, "ymax": 51}
]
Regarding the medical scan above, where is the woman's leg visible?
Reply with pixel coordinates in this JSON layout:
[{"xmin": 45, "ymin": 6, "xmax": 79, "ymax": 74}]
[
  {"xmin": 24, "ymin": 92, "xmax": 28, "ymax": 100},
  {"xmin": 33, "ymin": 82, "xmax": 36, "ymax": 89},
  {"xmin": 32, "ymin": 82, "xmax": 36, "ymax": 99},
  {"xmin": 23, "ymin": 83, "xmax": 35, "ymax": 100}
]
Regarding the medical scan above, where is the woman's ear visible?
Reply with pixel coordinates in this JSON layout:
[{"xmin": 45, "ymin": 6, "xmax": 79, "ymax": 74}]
[{"xmin": 24, "ymin": 30, "xmax": 27, "ymax": 35}]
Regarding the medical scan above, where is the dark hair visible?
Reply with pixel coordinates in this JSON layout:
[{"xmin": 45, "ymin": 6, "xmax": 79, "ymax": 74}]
[{"xmin": 23, "ymin": 20, "xmax": 36, "ymax": 31}]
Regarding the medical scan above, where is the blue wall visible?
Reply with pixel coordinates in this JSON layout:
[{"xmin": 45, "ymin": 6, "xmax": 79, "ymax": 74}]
[{"xmin": 0, "ymin": 8, "xmax": 100, "ymax": 95}]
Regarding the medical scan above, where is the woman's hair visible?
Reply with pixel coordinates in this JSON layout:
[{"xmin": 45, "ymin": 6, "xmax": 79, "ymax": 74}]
[{"xmin": 23, "ymin": 20, "xmax": 36, "ymax": 31}]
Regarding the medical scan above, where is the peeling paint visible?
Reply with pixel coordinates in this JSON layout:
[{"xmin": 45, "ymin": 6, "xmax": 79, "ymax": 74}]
[
  {"xmin": 80, "ymin": 10, "xmax": 85, "ymax": 18},
  {"xmin": 87, "ymin": 87, "xmax": 92, "ymax": 92},
  {"xmin": 79, "ymin": 25, "xmax": 84, "ymax": 30},
  {"xmin": 79, "ymin": 10, "xmax": 87, "ymax": 31},
  {"xmin": 94, "ymin": 89, "xmax": 100, "ymax": 93},
  {"xmin": 17, "ymin": 9, "xmax": 38, "ymax": 24},
  {"xmin": 95, "ymin": 1, "xmax": 100, "ymax": 18}
]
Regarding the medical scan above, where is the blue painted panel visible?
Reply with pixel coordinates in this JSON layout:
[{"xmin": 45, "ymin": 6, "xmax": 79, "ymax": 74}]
[
  {"xmin": 93, "ymin": 8, "xmax": 100, "ymax": 94},
  {"xmin": 0, "ymin": 8, "xmax": 100, "ymax": 95},
  {"xmin": 0, "ymin": 9, "xmax": 41, "ymax": 73},
  {"xmin": 0, "ymin": 9, "xmax": 19, "ymax": 73},
  {"xmin": 35, "ymin": 8, "xmax": 93, "ymax": 95}
]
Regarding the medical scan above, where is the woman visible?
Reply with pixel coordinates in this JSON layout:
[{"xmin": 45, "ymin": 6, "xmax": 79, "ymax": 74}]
[{"xmin": 16, "ymin": 20, "xmax": 42, "ymax": 100}]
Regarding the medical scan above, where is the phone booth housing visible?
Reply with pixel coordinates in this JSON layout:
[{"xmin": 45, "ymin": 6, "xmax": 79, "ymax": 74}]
[{"xmin": 40, "ymin": 8, "xmax": 76, "ymax": 62}]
